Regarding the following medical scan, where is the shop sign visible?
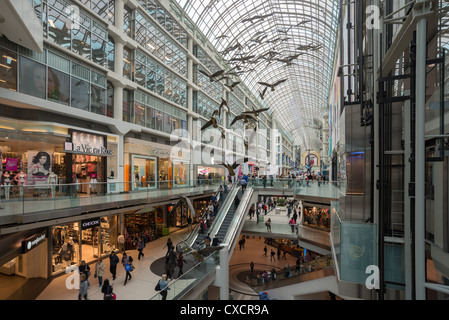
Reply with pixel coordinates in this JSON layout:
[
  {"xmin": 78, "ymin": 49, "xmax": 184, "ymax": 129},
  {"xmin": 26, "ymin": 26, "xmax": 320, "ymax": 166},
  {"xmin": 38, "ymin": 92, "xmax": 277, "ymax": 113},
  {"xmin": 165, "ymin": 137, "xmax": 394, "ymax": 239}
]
[
  {"xmin": 81, "ymin": 217, "xmax": 101, "ymax": 230},
  {"xmin": 22, "ymin": 231, "xmax": 47, "ymax": 254},
  {"xmin": 65, "ymin": 131, "xmax": 114, "ymax": 156}
]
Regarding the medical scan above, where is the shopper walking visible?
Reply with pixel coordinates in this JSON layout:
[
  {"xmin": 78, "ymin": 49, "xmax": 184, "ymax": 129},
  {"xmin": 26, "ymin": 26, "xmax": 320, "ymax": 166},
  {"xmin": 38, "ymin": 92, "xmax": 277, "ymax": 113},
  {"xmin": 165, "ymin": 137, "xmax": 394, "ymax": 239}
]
[
  {"xmin": 270, "ymin": 249, "xmax": 276, "ymax": 261},
  {"xmin": 78, "ymin": 260, "xmax": 91, "ymax": 288},
  {"xmin": 109, "ymin": 251, "xmax": 119, "ymax": 281},
  {"xmin": 137, "ymin": 237, "xmax": 145, "ymax": 260},
  {"xmin": 164, "ymin": 238, "xmax": 173, "ymax": 254},
  {"xmin": 78, "ymin": 273, "xmax": 88, "ymax": 300},
  {"xmin": 117, "ymin": 233, "xmax": 125, "ymax": 252},
  {"xmin": 121, "ymin": 252, "xmax": 133, "ymax": 285},
  {"xmin": 250, "ymin": 261, "xmax": 254, "ymax": 274},
  {"xmin": 177, "ymin": 252, "xmax": 187, "ymax": 277},
  {"xmin": 187, "ymin": 215, "xmax": 193, "ymax": 232},
  {"xmin": 101, "ymin": 279, "xmax": 115, "ymax": 300},
  {"xmin": 289, "ymin": 218, "xmax": 296, "ymax": 233},
  {"xmin": 265, "ymin": 218, "xmax": 272, "ymax": 232},
  {"xmin": 94, "ymin": 258, "xmax": 105, "ymax": 287},
  {"xmin": 263, "ymin": 246, "xmax": 268, "ymax": 257},
  {"xmin": 157, "ymin": 274, "xmax": 170, "ymax": 300}
]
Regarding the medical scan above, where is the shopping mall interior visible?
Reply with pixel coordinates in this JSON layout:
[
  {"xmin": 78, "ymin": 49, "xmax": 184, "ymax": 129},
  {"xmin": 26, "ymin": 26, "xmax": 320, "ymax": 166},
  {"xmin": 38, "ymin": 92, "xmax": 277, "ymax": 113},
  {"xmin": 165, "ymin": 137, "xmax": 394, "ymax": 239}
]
[{"xmin": 0, "ymin": 0, "xmax": 448, "ymax": 303}]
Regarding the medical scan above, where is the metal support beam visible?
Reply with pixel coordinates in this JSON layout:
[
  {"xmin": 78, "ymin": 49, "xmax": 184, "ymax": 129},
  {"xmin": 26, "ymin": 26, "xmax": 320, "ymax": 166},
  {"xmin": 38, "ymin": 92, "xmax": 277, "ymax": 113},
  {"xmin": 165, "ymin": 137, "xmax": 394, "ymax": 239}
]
[{"xmin": 415, "ymin": 16, "xmax": 427, "ymax": 300}]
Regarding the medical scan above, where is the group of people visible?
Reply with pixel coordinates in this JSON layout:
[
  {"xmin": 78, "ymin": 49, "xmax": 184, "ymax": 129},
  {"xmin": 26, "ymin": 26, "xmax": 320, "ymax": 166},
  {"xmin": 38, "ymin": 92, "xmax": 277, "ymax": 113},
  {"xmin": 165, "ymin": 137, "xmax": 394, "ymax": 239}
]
[{"xmin": 77, "ymin": 249, "xmax": 133, "ymax": 300}]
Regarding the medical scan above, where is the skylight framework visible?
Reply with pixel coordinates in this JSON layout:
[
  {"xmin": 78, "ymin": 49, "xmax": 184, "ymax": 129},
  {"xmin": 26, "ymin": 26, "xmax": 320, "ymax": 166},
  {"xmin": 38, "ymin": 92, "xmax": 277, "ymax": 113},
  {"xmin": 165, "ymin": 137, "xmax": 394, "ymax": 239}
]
[{"xmin": 177, "ymin": 0, "xmax": 340, "ymax": 150}]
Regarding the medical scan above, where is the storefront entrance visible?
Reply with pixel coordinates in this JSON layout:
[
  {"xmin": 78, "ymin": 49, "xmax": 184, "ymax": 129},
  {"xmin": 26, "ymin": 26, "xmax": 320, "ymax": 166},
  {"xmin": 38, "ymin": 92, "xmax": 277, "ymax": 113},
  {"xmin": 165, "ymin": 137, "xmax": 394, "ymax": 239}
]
[
  {"xmin": 71, "ymin": 154, "xmax": 105, "ymax": 195},
  {"xmin": 159, "ymin": 158, "xmax": 172, "ymax": 189}
]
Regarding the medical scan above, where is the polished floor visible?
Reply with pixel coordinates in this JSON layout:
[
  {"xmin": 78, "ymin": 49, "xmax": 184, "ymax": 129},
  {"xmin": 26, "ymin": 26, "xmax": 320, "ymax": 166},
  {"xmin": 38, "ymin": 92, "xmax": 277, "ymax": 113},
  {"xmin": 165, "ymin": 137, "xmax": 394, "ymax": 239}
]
[{"xmin": 29, "ymin": 206, "xmax": 319, "ymax": 300}]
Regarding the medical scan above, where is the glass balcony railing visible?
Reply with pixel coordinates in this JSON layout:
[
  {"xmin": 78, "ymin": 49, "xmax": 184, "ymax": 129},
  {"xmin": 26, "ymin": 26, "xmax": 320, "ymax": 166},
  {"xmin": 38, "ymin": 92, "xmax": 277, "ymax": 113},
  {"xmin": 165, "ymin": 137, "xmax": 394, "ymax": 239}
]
[
  {"xmin": 247, "ymin": 178, "xmax": 345, "ymax": 199},
  {"xmin": 330, "ymin": 200, "xmax": 377, "ymax": 285},
  {"xmin": 246, "ymin": 255, "xmax": 334, "ymax": 290},
  {"xmin": 0, "ymin": 179, "xmax": 223, "ymax": 217},
  {"xmin": 149, "ymin": 251, "xmax": 220, "ymax": 300}
]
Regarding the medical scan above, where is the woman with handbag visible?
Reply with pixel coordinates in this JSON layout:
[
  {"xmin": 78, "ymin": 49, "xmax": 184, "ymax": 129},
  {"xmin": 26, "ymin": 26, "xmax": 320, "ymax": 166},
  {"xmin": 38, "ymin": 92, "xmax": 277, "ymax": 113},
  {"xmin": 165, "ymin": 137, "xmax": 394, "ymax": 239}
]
[{"xmin": 101, "ymin": 279, "xmax": 116, "ymax": 300}]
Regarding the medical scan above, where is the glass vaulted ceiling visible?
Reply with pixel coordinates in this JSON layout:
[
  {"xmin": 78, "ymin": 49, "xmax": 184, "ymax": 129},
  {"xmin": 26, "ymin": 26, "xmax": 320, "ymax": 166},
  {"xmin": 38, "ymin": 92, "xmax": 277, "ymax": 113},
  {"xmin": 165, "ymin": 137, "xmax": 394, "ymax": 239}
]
[{"xmin": 177, "ymin": 0, "xmax": 340, "ymax": 150}]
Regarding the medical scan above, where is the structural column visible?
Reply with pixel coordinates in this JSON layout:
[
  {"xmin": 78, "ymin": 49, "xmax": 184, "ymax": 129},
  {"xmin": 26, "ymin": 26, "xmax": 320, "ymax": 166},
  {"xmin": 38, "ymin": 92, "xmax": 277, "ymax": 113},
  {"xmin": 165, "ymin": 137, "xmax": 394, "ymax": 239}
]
[
  {"xmin": 214, "ymin": 244, "xmax": 229, "ymax": 300},
  {"xmin": 415, "ymin": 16, "xmax": 427, "ymax": 300}
]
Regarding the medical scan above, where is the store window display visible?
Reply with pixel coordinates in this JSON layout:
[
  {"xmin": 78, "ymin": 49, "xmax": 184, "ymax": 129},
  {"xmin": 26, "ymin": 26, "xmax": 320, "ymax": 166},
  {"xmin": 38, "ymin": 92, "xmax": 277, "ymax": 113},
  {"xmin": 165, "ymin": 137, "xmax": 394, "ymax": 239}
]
[
  {"xmin": 52, "ymin": 224, "xmax": 80, "ymax": 274},
  {"xmin": 132, "ymin": 156, "xmax": 157, "ymax": 189},
  {"xmin": 173, "ymin": 160, "xmax": 189, "ymax": 187},
  {"xmin": 2, "ymin": 171, "xmax": 12, "ymax": 200}
]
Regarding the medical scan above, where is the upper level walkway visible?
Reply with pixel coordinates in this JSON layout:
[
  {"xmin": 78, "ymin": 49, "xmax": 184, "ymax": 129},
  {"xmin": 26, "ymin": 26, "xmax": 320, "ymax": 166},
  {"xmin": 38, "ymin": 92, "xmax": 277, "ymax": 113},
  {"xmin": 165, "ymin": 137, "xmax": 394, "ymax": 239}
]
[{"xmin": 0, "ymin": 179, "xmax": 221, "ymax": 229}]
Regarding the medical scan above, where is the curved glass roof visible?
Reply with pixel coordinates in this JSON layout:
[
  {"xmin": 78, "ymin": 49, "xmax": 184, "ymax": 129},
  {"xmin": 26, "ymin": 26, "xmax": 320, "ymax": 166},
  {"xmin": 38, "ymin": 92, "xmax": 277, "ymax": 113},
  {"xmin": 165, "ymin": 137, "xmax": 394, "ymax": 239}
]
[{"xmin": 177, "ymin": 0, "xmax": 340, "ymax": 150}]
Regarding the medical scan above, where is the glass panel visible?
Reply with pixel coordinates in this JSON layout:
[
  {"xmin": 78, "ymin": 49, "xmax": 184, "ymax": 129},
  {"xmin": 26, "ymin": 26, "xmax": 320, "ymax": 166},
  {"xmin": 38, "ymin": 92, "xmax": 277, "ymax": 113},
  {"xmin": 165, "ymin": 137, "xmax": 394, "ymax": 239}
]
[
  {"xmin": 107, "ymin": 38, "xmax": 115, "ymax": 71},
  {"xmin": 71, "ymin": 26, "xmax": 91, "ymax": 59},
  {"xmin": 134, "ymin": 102, "xmax": 146, "ymax": 126},
  {"xmin": 19, "ymin": 57, "xmax": 46, "ymax": 99},
  {"xmin": 47, "ymin": 67, "xmax": 70, "ymax": 104},
  {"xmin": 0, "ymin": 47, "xmax": 17, "ymax": 91},
  {"xmin": 163, "ymin": 112, "xmax": 172, "ymax": 134},
  {"xmin": 91, "ymin": 84, "xmax": 106, "ymax": 115},
  {"xmin": 47, "ymin": 6, "xmax": 71, "ymax": 49},
  {"xmin": 123, "ymin": 47, "xmax": 132, "ymax": 79},
  {"xmin": 71, "ymin": 77, "xmax": 90, "ymax": 111},
  {"xmin": 134, "ymin": 61, "xmax": 146, "ymax": 86},
  {"xmin": 107, "ymin": 81, "xmax": 114, "ymax": 117},
  {"xmin": 91, "ymin": 34, "xmax": 107, "ymax": 66}
]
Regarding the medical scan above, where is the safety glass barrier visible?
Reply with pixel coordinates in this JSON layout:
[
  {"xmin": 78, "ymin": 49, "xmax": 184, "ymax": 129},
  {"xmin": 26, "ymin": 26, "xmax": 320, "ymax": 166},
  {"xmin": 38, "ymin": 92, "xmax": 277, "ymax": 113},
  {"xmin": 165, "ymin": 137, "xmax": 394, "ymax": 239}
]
[
  {"xmin": 149, "ymin": 251, "xmax": 219, "ymax": 300},
  {"xmin": 0, "ymin": 180, "xmax": 223, "ymax": 216},
  {"xmin": 247, "ymin": 255, "xmax": 334, "ymax": 290},
  {"xmin": 330, "ymin": 200, "xmax": 377, "ymax": 285},
  {"xmin": 247, "ymin": 178, "xmax": 345, "ymax": 198}
]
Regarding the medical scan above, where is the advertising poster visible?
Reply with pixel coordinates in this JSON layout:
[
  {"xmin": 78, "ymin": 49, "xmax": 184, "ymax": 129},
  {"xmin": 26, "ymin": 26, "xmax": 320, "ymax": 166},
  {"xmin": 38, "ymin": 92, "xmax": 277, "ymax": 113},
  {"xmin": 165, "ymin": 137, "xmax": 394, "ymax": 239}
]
[{"xmin": 27, "ymin": 150, "xmax": 52, "ymax": 185}]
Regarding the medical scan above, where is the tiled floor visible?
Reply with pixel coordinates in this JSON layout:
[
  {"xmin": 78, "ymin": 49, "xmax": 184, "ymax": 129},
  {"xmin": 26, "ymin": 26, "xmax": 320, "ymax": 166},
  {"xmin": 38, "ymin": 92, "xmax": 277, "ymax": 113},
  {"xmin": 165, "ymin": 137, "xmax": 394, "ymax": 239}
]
[{"xmin": 32, "ymin": 207, "xmax": 329, "ymax": 300}]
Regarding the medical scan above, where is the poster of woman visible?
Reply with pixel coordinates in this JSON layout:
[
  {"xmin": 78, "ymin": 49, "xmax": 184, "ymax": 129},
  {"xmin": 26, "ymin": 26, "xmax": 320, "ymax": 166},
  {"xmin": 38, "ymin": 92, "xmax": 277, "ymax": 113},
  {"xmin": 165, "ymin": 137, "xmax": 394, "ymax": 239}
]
[{"xmin": 28, "ymin": 151, "xmax": 52, "ymax": 185}]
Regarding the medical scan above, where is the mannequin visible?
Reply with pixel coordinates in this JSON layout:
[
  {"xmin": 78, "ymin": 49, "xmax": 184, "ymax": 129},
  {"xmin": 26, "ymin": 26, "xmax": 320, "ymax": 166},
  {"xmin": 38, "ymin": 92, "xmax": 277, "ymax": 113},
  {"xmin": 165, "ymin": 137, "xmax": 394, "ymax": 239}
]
[
  {"xmin": 90, "ymin": 173, "xmax": 97, "ymax": 195},
  {"xmin": 14, "ymin": 171, "xmax": 27, "ymax": 198},
  {"xmin": 3, "ymin": 171, "xmax": 12, "ymax": 200},
  {"xmin": 80, "ymin": 169, "xmax": 89, "ymax": 193},
  {"xmin": 49, "ymin": 172, "xmax": 58, "ymax": 198}
]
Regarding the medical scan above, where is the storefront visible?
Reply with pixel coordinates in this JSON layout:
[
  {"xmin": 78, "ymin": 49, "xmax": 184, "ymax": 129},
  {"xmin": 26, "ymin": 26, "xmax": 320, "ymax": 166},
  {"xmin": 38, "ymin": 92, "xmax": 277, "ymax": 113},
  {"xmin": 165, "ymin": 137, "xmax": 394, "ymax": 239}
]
[
  {"xmin": 64, "ymin": 129, "xmax": 117, "ymax": 196},
  {"xmin": 51, "ymin": 214, "xmax": 119, "ymax": 275},
  {"xmin": 168, "ymin": 200, "xmax": 188, "ymax": 228},
  {"xmin": 123, "ymin": 207, "xmax": 165, "ymax": 250},
  {"xmin": 0, "ymin": 230, "xmax": 49, "ymax": 280},
  {"xmin": 124, "ymin": 137, "xmax": 190, "ymax": 191},
  {"xmin": 132, "ymin": 155, "xmax": 157, "ymax": 189},
  {"xmin": 193, "ymin": 196, "xmax": 214, "ymax": 220},
  {"xmin": 197, "ymin": 166, "xmax": 225, "ymax": 184},
  {"xmin": 303, "ymin": 203, "xmax": 331, "ymax": 231},
  {"xmin": 0, "ymin": 117, "xmax": 118, "ymax": 200}
]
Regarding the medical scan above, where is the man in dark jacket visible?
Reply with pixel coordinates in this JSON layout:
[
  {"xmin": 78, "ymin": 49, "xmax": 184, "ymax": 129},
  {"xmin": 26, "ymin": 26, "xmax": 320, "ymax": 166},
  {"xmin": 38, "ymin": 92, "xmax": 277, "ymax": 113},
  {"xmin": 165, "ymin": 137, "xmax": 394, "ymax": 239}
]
[
  {"xmin": 109, "ymin": 251, "xmax": 119, "ymax": 280},
  {"xmin": 212, "ymin": 234, "xmax": 221, "ymax": 247}
]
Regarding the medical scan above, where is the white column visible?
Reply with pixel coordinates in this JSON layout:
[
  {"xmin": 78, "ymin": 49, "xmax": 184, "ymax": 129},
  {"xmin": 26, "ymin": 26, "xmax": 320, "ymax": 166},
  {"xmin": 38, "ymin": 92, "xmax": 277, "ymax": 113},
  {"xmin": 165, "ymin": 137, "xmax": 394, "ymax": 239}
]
[
  {"xmin": 215, "ymin": 244, "xmax": 229, "ymax": 300},
  {"xmin": 415, "ymin": 16, "xmax": 427, "ymax": 300},
  {"xmin": 115, "ymin": 0, "xmax": 124, "ymax": 32},
  {"xmin": 113, "ymin": 83, "xmax": 124, "ymax": 122}
]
